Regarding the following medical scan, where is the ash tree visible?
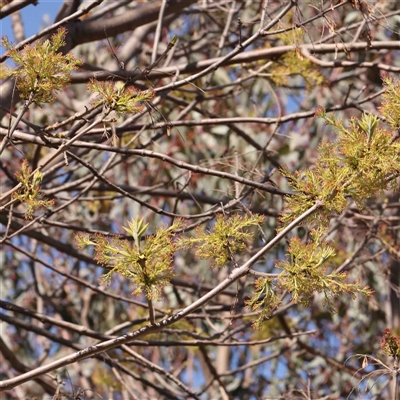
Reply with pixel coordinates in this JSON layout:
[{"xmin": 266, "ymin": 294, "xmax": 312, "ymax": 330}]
[{"xmin": 0, "ymin": 0, "xmax": 400, "ymax": 399}]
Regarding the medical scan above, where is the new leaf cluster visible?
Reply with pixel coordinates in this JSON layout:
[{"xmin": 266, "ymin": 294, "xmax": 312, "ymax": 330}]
[
  {"xmin": 2, "ymin": 28, "xmax": 82, "ymax": 104},
  {"xmin": 13, "ymin": 160, "xmax": 54, "ymax": 219},
  {"xmin": 87, "ymin": 80, "xmax": 156, "ymax": 116},
  {"xmin": 177, "ymin": 214, "xmax": 265, "ymax": 267},
  {"xmin": 76, "ymin": 217, "xmax": 185, "ymax": 301},
  {"xmin": 281, "ymin": 80, "xmax": 400, "ymax": 228}
]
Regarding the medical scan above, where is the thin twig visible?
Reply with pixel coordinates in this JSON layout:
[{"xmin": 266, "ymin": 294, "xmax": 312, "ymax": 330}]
[{"xmin": 151, "ymin": 0, "xmax": 168, "ymax": 65}]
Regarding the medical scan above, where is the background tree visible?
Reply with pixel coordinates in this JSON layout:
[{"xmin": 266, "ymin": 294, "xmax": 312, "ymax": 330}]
[{"xmin": 1, "ymin": 0, "xmax": 400, "ymax": 399}]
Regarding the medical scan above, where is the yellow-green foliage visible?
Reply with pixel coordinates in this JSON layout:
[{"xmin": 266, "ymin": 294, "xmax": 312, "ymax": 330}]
[
  {"xmin": 380, "ymin": 77, "xmax": 400, "ymax": 128},
  {"xmin": 245, "ymin": 277, "xmax": 280, "ymax": 330},
  {"xmin": 246, "ymin": 230, "xmax": 373, "ymax": 329},
  {"xmin": 281, "ymin": 108, "xmax": 400, "ymax": 228},
  {"xmin": 277, "ymin": 27, "xmax": 304, "ymax": 46},
  {"xmin": 87, "ymin": 79, "xmax": 155, "ymax": 116},
  {"xmin": 178, "ymin": 214, "xmax": 264, "ymax": 267},
  {"xmin": 13, "ymin": 159, "xmax": 54, "ymax": 219},
  {"xmin": 2, "ymin": 28, "xmax": 82, "ymax": 104},
  {"xmin": 271, "ymin": 23, "xmax": 324, "ymax": 89},
  {"xmin": 270, "ymin": 51, "xmax": 325, "ymax": 90},
  {"xmin": 76, "ymin": 217, "xmax": 185, "ymax": 301},
  {"xmin": 275, "ymin": 10, "xmax": 304, "ymax": 48},
  {"xmin": 276, "ymin": 229, "xmax": 373, "ymax": 310}
]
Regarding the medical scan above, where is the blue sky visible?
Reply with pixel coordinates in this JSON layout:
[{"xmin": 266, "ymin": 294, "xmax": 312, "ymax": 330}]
[{"xmin": 1, "ymin": 1, "xmax": 61, "ymax": 45}]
